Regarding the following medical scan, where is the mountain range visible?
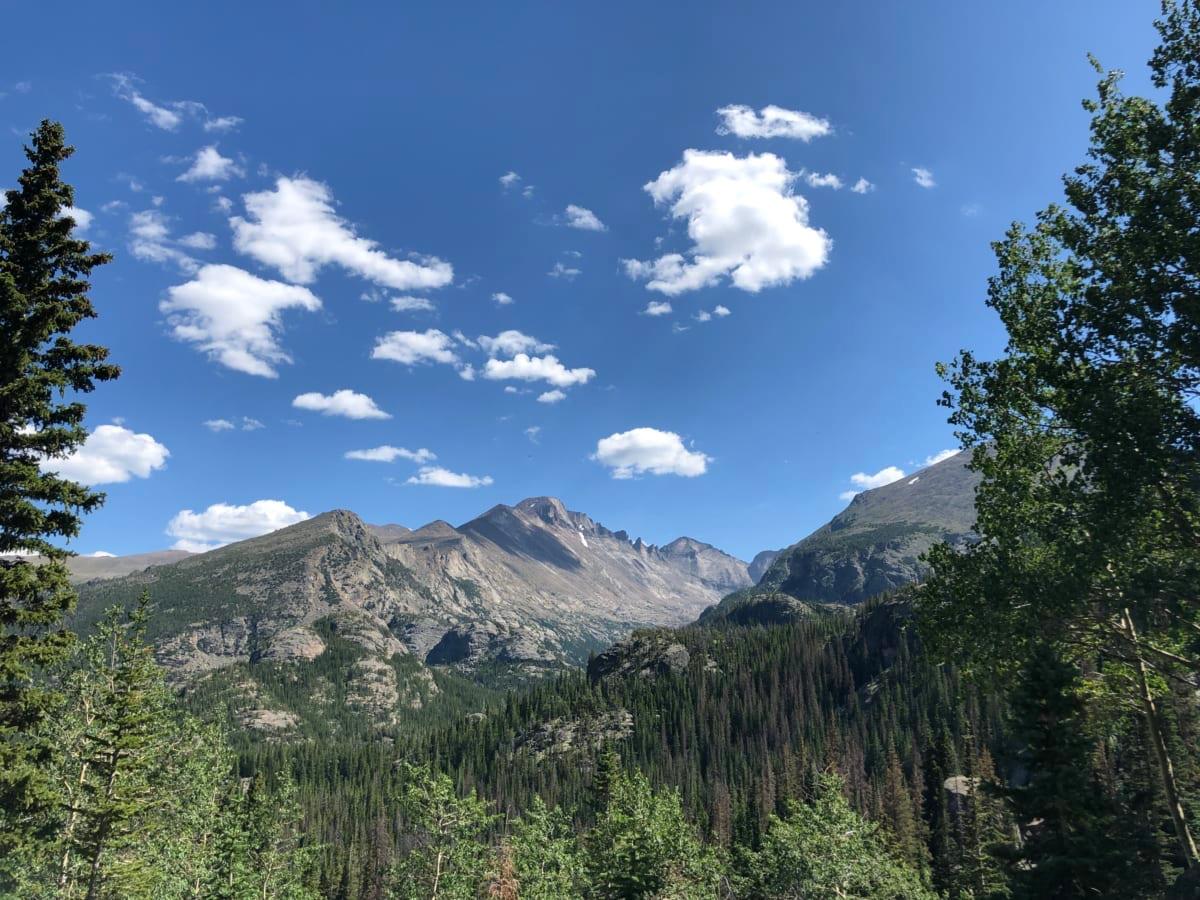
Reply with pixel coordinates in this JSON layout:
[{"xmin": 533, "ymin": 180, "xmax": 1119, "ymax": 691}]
[{"xmin": 68, "ymin": 450, "xmax": 978, "ymax": 735}]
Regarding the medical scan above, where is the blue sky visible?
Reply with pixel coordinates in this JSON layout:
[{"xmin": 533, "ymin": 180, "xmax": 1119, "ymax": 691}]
[{"xmin": 2, "ymin": 1, "xmax": 1161, "ymax": 559}]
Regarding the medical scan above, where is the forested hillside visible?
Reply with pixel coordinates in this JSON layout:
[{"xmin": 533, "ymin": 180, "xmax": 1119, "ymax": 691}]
[{"xmin": 4, "ymin": 2, "xmax": 1200, "ymax": 897}]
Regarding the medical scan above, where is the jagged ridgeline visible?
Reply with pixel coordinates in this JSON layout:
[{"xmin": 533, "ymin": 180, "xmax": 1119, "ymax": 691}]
[{"xmin": 69, "ymin": 496, "xmax": 754, "ymax": 738}]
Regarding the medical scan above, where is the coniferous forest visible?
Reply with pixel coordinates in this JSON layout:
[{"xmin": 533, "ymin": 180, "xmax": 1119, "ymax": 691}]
[{"xmin": 4, "ymin": 2, "xmax": 1200, "ymax": 897}]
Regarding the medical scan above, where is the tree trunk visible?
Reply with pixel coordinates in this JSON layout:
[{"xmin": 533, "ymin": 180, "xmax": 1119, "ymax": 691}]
[{"xmin": 1122, "ymin": 608, "xmax": 1199, "ymax": 868}]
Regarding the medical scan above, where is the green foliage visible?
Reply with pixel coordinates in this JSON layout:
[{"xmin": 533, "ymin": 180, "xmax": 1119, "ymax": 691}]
[
  {"xmin": 0, "ymin": 119, "xmax": 120, "ymax": 881},
  {"xmin": 917, "ymin": 0, "xmax": 1200, "ymax": 875},
  {"xmin": 506, "ymin": 796, "xmax": 585, "ymax": 899},
  {"xmin": 584, "ymin": 766, "xmax": 723, "ymax": 898},
  {"xmin": 736, "ymin": 772, "xmax": 936, "ymax": 899},
  {"xmin": 390, "ymin": 762, "xmax": 498, "ymax": 899},
  {"xmin": 997, "ymin": 645, "xmax": 1162, "ymax": 899}
]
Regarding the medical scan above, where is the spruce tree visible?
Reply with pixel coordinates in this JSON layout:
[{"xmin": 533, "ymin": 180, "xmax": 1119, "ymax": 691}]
[
  {"xmin": 999, "ymin": 645, "xmax": 1146, "ymax": 898},
  {"xmin": 0, "ymin": 119, "xmax": 119, "ymax": 882}
]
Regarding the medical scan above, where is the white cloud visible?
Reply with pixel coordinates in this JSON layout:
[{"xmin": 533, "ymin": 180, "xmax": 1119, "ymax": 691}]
[
  {"xmin": 178, "ymin": 231, "xmax": 217, "ymax": 250},
  {"xmin": 548, "ymin": 262, "xmax": 580, "ymax": 280},
  {"xmin": 803, "ymin": 171, "xmax": 842, "ymax": 189},
  {"xmin": 593, "ymin": 427, "xmax": 710, "ymax": 479},
  {"xmin": 524, "ymin": 426, "xmax": 541, "ymax": 443},
  {"xmin": 482, "ymin": 353, "xmax": 594, "ymax": 388},
  {"xmin": 203, "ymin": 115, "xmax": 242, "ymax": 133},
  {"xmin": 293, "ymin": 389, "xmax": 390, "ymax": 420},
  {"xmin": 60, "ymin": 205, "xmax": 93, "ymax": 232},
  {"xmin": 109, "ymin": 73, "xmax": 183, "ymax": 130},
  {"xmin": 166, "ymin": 499, "xmax": 310, "ymax": 552},
  {"xmin": 85, "ymin": 551, "xmax": 116, "ymax": 558},
  {"xmin": 537, "ymin": 389, "xmax": 566, "ymax": 404},
  {"xmin": 694, "ymin": 310, "xmax": 712, "ymax": 323},
  {"xmin": 492, "ymin": 291, "xmax": 514, "ymax": 306},
  {"xmin": 390, "ymin": 295, "xmax": 435, "ymax": 312},
  {"xmin": 372, "ymin": 329, "xmax": 459, "ymax": 366},
  {"xmin": 851, "ymin": 177, "xmax": 874, "ymax": 194},
  {"xmin": 716, "ymin": 104, "xmax": 831, "ymax": 141},
  {"xmin": 564, "ymin": 204, "xmax": 606, "ymax": 231},
  {"xmin": 43, "ymin": 424, "xmax": 169, "ymax": 486},
  {"xmin": 838, "ymin": 490, "xmax": 860, "ymax": 502},
  {"xmin": 452, "ymin": 330, "xmax": 478, "ymax": 349},
  {"xmin": 345, "ymin": 445, "xmax": 435, "ymax": 463},
  {"xmin": 214, "ymin": 195, "xmax": 233, "ymax": 213},
  {"xmin": 624, "ymin": 150, "xmax": 830, "ymax": 295},
  {"xmin": 499, "ymin": 171, "xmax": 522, "ymax": 189},
  {"xmin": 912, "ymin": 167, "xmax": 936, "ymax": 189},
  {"xmin": 231, "ymin": 176, "xmax": 453, "ymax": 290},
  {"xmin": 406, "ymin": 466, "xmax": 493, "ymax": 488},
  {"xmin": 922, "ymin": 448, "xmax": 959, "ymax": 467},
  {"xmin": 713, "ymin": 305, "xmax": 731, "ymax": 317},
  {"xmin": 160, "ymin": 264, "xmax": 322, "ymax": 377},
  {"xmin": 204, "ymin": 418, "xmax": 235, "ymax": 432},
  {"xmin": 240, "ymin": 417, "xmax": 264, "ymax": 431},
  {"xmin": 108, "ymin": 74, "xmax": 238, "ymax": 133},
  {"xmin": 177, "ymin": 146, "xmax": 243, "ymax": 183},
  {"xmin": 478, "ymin": 330, "xmax": 554, "ymax": 357},
  {"xmin": 850, "ymin": 466, "xmax": 905, "ymax": 490},
  {"xmin": 129, "ymin": 209, "xmax": 198, "ymax": 272},
  {"xmin": 642, "ymin": 301, "xmax": 672, "ymax": 316}
]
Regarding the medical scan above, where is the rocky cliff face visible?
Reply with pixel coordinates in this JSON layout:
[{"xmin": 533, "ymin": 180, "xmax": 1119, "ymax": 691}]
[
  {"xmin": 743, "ymin": 450, "xmax": 980, "ymax": 606},
  {"xmin": 74, "ymin": 498, "xmax": 749, "ymax": 704}
]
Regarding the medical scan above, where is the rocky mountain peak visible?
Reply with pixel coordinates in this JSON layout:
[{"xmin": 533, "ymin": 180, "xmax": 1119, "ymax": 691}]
[{"xmin": 515, "ymin": 496, "xmax": 569, "ymax": 525}]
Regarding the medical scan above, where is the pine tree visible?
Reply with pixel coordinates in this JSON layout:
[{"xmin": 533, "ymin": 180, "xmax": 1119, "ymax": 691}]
[
  {"xmin": 0, "ymin": 119, "xmax": 119, "ymax": 887},
  {"xmin": 57, "ymin": 595, "xmax": 175, "ymax": 899},
  {"xmin": 999, "ymin": 645, "xmax": 1146, "ymax": 898},
  {"xmin": 584, "ymin": 765, "xmax": 723, "ymax": 899}
]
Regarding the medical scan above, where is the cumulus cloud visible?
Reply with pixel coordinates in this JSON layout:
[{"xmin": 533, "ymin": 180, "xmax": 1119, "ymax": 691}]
[
  {"xmin": 42, "ymin": 424, "xmax": 169, "ymax": 485},
  {"xmin": 60, "ymin": 205, "xmax": 93, "ymax": 232},
  {"xmin": 623, "ymin": 150, "xmax": 830, "ymax": 295},
  {"xmin": 492, "ymin": 291, "xmax": 514, "ymax": 306},
  {"xmin": 803, "ymin": 171, "xmax": 842, "ymax": 189},
  {"xmin": 642, "ymin": 301, "xmax": 672, "ymax": 316},
  {"xmin": 838, "ymin": 465, "xmax": 906, "ymax": 500},
  {"xmin": 231, "ymin": 176, "xmax": 453, "ymax": 290},
  {"xmin": 344, "ymin": 445, "xmax": 435, "ymax": 463},
  {"xmin": 851, "ymin": 177, "xmax": 875, "ymax": 194},
  {"xmin": 478, "ymin": 330, "xmax": 554, "ymax": 357},
  {"xmin": 912, "ymin": 167, "xmax": 936, "ymax": 189},
  {"xmin": 203, "ymin": 418, "xmax": 235, "ymax": 432},
  {"xmin": 406, "ymin": 466, "xmax": 493, "ymax": 488},
  {"xmin": 85, "ymin": 551, "xmax": 116, "ymax": 558},
  {"xmin": 372, "ymin": 329, "xmax": 460, "ymax": 366},
  {"xmin": 716, "ymin": 104, "xmax": 831, "ymax": 141},
  {"xmin": 537, "ymin": 389, "xmax": 566, "ymax": 404},
  {"xmin": 292, "ymin": 389, "xmax": 389, "ymax": 420},
  {"xmin": 160, "ymin": 264, "xmax": 322, "ymax": 377},
  {"xmin": 694, "ymin": 310, "xmax": 712, "ymax": 323},
  {"xmin": 482, "ymin": 353, "xmax": 594, "ymax": 388},
  {"xmin": 593, "ymin": 427, "xmax": 710, "ymax": 479},
  {"xmin": 499, "ymin": 171, "xmax": 522, "ymax": 189},
  {"xmin": 922, "ymin": 448, "xmax": 959, "ymax": 467},
  {"xmin": 177, "ymin": 146, "xmax": 243, "ymax": 183},
  {"xmin": 563, "ymin": 204, "xmax": 606, "ymax": 231},
  {"xmin": 166, "ymin": 499, "xmax": 310, "ymax": 552},
  {"xmin": 713, "ymin": 305, "xmax": 731, "ymax": 317}
]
